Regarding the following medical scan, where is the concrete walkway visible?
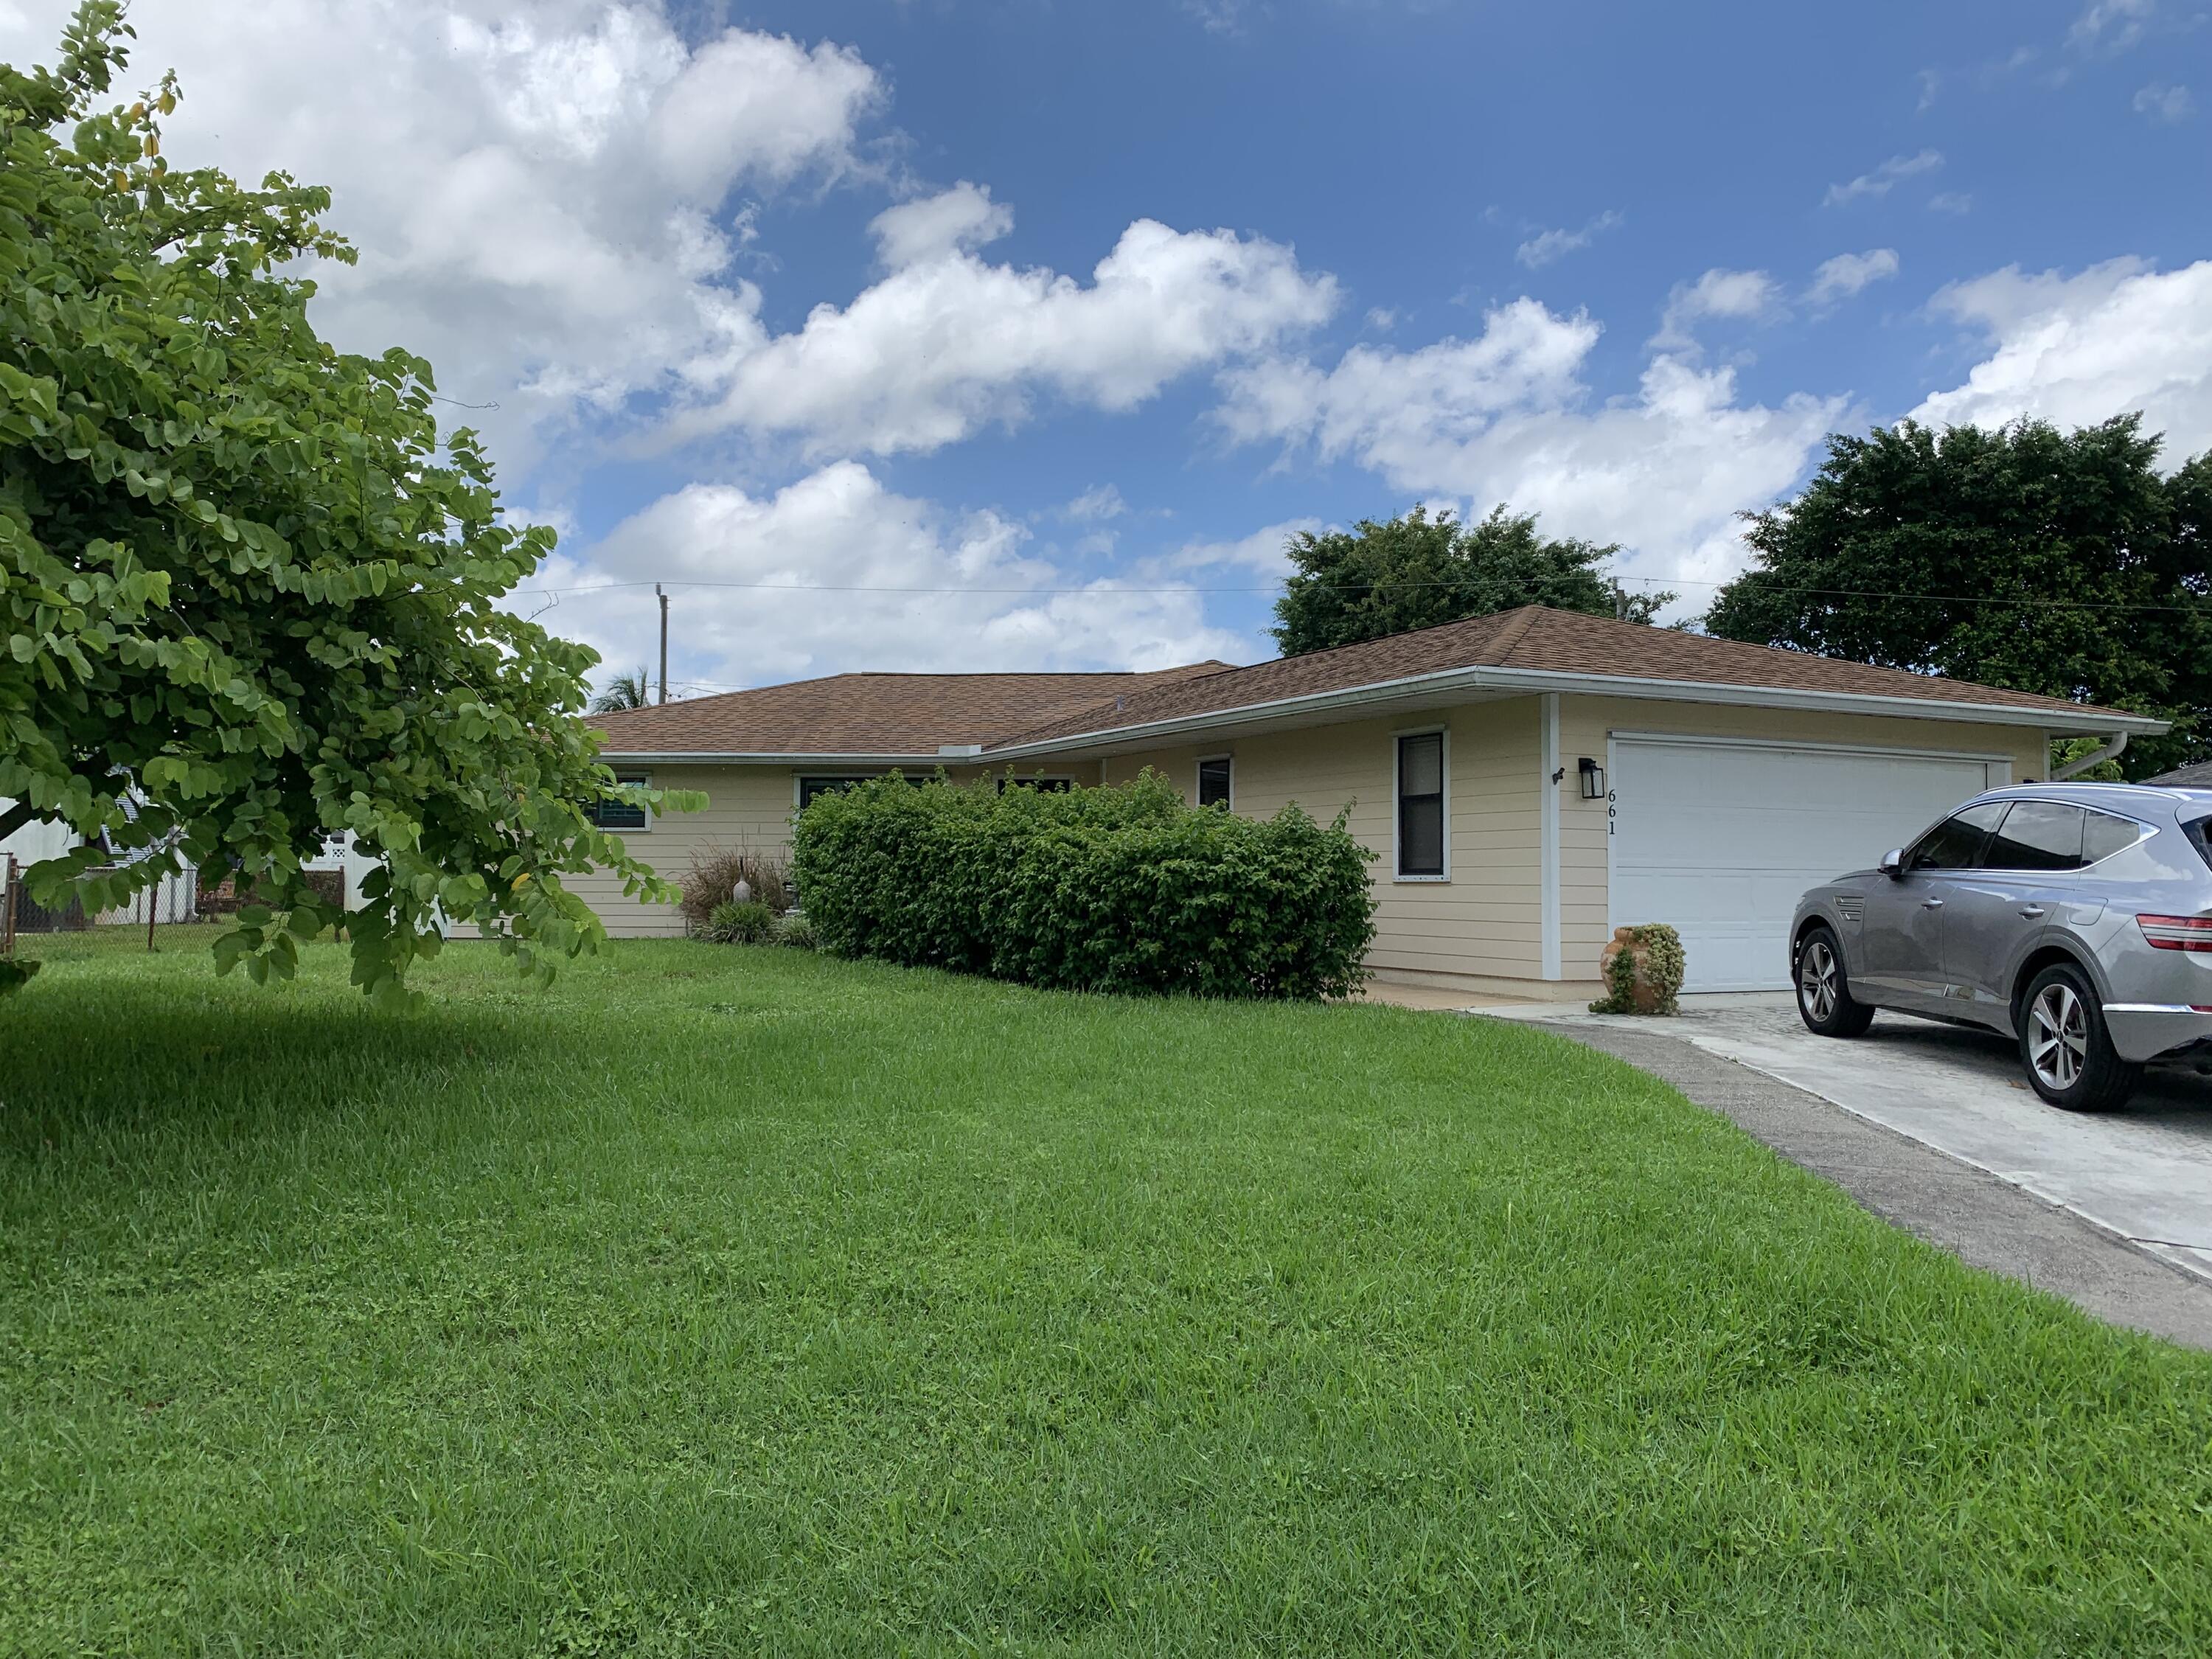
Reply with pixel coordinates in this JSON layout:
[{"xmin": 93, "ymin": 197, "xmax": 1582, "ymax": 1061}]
[{"xmin": 1484, "ymin": 994, "xmax": 2212, "ymax": 1349}]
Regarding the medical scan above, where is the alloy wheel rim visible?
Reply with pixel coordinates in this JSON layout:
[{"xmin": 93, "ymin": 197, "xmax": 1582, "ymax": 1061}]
[
  {"xmin": 1799, "ymin": 940, "xmax": 1837, "ymax": 1023},
  {"xmin": 2028, "ymin": 983, "xmax": 2088, "ymax": 1091}
]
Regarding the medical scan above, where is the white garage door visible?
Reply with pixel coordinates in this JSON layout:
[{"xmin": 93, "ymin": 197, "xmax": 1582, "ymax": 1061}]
[{"xmin": 1609, "ymin": 736, "xmax": 2006, "ymax": 992}]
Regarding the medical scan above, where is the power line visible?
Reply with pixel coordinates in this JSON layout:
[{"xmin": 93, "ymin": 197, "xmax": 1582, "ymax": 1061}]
[{"xmin": 515, "ymin": 572, "xmax": 2212, "ymax": 615}]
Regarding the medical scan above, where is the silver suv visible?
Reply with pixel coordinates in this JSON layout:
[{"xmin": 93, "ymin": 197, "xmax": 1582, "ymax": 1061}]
[{"xmin": 1790, "ymin": 783, "xmax": 2212, "ymax": 1111}]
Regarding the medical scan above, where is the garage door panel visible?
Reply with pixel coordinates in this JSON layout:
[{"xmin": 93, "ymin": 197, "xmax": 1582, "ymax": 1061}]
[{"xmin": 1610, "ymin": 739, "xmax": 1998, "ymax": 992}]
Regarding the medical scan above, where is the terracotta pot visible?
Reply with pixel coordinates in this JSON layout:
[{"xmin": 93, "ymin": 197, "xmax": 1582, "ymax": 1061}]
[{"xmin": 1598, "ymin": 925, "xmax": 1669, "ymax": 1014}]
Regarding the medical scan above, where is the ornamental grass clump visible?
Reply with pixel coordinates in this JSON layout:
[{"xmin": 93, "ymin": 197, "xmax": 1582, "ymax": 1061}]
[{"xmin": 792, "ymin": 769, "xmax": 1376, "ymax": 999}]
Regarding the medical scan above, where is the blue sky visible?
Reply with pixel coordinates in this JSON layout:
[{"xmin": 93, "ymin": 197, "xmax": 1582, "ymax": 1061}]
[{"xmin": 4, "ymin": 0, "xmax": 2208, "ymax": 693}]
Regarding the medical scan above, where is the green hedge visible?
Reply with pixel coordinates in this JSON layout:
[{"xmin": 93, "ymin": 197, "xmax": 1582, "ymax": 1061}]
[{"xmin": 790, "ymin": 770, "xmax": 1377, "ymax": 999}]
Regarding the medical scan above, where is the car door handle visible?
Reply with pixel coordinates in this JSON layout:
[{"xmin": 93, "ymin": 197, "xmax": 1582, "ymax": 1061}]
[
  {"xmin": 2017, "ymin": 905, "xmax": 2046, "ymax": 919},
  {"xmin": 1921, "ymin": 897, "xmax": 1944, "ymax": 910}
]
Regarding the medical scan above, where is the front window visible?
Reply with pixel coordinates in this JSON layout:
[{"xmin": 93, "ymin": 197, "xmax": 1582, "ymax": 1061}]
[
  {"xmin": 1396, "ymin": 732, "xmax": 1446, "ymax": 878},
  {"xmin": 1907, "ymin": 800, "xmax": 2006, "ymax": 871},
  {"xmin": 587, "ymin": 771, "xmax": 650, "ymax": 831},
  {"xmin": 1197, "ymin": 757, "xmax": 1232, "ymax": 810}
]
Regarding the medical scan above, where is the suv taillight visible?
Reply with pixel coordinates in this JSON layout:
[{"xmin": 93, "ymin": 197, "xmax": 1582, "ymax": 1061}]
[{"xmin": 2137, "ymin": 914, "xmax": 2212, "ymax": 952}]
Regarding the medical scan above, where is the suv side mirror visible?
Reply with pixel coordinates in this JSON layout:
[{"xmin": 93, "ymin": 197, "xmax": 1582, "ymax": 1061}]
[{"xmin": 1878, "ymin": 848, "xmax": 1905, "ymax": 878}]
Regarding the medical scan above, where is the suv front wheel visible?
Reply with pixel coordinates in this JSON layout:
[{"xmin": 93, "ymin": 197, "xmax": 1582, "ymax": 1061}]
[
  {"xmin": 2018, "ymin": 961, "xmax": 2141, "ymax": 1112},
  {"xmin": 1796, "ymin": 924, "xmax": 1874, "ymax": 1037}
]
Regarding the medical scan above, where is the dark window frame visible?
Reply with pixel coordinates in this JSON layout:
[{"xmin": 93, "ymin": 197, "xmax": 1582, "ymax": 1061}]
[
  {"xmin": 587, "ymin": 770, "xmax": 652, "ymax": 832},
  {"xmin": 1395, "ymin": 731, "xmax": 1447, "ymax": 880},
  {"xmin": 1196, "ymin": 755, "xmax": 1233, "ymax": 810}
]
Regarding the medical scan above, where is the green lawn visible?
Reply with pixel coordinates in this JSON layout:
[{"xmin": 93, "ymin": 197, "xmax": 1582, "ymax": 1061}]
[{"xmin": 2, "ymin": 930, "xmax": 2209, "ymax": 1655}]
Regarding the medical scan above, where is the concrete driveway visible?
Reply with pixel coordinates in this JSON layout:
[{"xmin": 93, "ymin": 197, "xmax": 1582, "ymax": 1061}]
[{"xmin": 1492, "ymin": 992, "xmax": 2212, "ymax": 1287}]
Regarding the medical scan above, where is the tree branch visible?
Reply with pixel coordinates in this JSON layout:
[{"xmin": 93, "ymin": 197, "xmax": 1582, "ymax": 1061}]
[{"xmin": 0, "ymin": 800, "xmax": 44, "ymax": 846}]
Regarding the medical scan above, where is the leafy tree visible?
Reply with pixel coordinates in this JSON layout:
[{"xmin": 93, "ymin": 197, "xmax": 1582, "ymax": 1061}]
[
  {"xmin": 590, "ymin": 667, "xmax": 653, "ymax": 714},
  {"xmin": 1705, "ymin": 417, "xmax": 2212, "ymax": 779},
  {"xmin": 1270, "ymin": 505, "xmax": 1670, "ymax": 656},
  {"xmin": 0, "ymin": 4, "xmax": 694, "ymax": 1004}
]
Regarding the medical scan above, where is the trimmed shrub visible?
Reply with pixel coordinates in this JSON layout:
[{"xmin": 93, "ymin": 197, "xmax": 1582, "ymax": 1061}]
[
  {"xmin": 701, "ymin": 900, "xmax": 777, "ymax": 945},
  {"xmin": 681, "ymin": 846, "xmax": 790, "ymax": 931},
  {"xmin": 772, "ymin": 913, "xmax": 818, "ymax": 950},
  {"xmin": 792, "ymin": 769, "xmax": 1376, "ymax": 999}
]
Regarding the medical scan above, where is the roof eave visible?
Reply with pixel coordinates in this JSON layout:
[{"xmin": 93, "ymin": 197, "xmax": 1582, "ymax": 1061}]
[
  {"xmin": 591, "ymin": 751, "xmax": 952, "ymax": 767},
  {"xmin": 983, "ymin": 664, "xmax": 2167, "ymax": 757}
]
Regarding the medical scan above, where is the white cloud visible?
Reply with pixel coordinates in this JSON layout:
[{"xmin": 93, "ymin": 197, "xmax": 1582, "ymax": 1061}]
[
  {"xmin": 1365, "ymin": 306, "xmax": 1400, "ymax": 331},
  {"xmin": 1652, "ymin": 268, "xmax": 1783, "ymax": 352},
  {"xmin": 1927, "ymin": 192, "xmax": 1975, "ymax": 215},
  {"xmin": 1912, "ymin": 258, "xmax": 2212, "ymax": 462},
  {"xmin": 1216, "ymin": 299, "xmax": 1845, "ymax": 591},
  {"xmin": 0, "ymin": 1, "xmax": 883, "ymax": 476},
  {"xmin": 1061, "ymin": 484, "xmax": 1129, "ymax": 523},
  {"xmin": 869, "ymin": 181, "xmax": 1014, "ymax": 268},
  {"xmin": 1806, "ymin": 248, "xmax": 1901, "ymax": 307},
  {"xmin": 2071, "ymin": 0, "xmax": 2156, "ymax": 53},
  {"xmin": 1515, "ymin": 210, "xmax": 1623, "ymax": 269},
  {"xmin": 546, "ymin": 464, "xmax": 1249, "ymax": 689},
  {"xmin": 673, "ymin": 218, "xmax": 1339, "ymax": 457},
  {"xmin": 1916, "ymin": 68, "xmax": 1941, "ymax": 111},
  {"xmin": 1143, "ymin": 519, "xmax": 1323, "ymax": 582},
  {"xmin": 1823, "ymin": 148, "xmax": 1944, "ymax": 207},
  {"xmin": 2134, "ymin": 81, "xmax": 2194, "ymax": 122}
]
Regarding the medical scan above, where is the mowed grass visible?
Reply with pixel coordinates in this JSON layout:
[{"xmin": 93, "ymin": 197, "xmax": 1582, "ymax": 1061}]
[{"xmin": 2, "ymin": 931, "xmax": 2210, "ymax": 1656}]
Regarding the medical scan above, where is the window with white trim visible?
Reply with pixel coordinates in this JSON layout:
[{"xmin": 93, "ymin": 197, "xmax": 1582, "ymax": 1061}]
[
  {"xmin": 1396, "ymin": 733, "xmax": 1445, "ymax": 877},
  {"xmin": 1197, "ymin": 756, "xmax": 1232, "ymax": 810}
]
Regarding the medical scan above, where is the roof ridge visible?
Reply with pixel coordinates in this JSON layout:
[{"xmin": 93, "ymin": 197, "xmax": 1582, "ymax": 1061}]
[{"xmin": 1481, "ymin": 604, "xmax": 1545, "ymax": 665}]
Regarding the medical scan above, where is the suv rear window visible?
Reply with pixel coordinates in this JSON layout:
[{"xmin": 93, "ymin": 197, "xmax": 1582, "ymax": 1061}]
[
  {"xmin": 2183, "ymin": 817, "xmax": 2212, "ymax": 874},
  {"xmin": 2082, "ymin": 809, "xmax": 2146, "ymax": 866},
  {"xmin": 1983, "ymin": 801, "xmax": 2086, "ymax": 871}
]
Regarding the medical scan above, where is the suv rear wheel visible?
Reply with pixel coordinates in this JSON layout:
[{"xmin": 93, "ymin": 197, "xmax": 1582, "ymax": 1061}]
[
  {"xmin": 1795, "ymin": 925, "xmax": 1874, "ymax": 1037},
  {"xmin": 2019, "ymin": 961, "xmax": 2140, "ymax": 1112}
]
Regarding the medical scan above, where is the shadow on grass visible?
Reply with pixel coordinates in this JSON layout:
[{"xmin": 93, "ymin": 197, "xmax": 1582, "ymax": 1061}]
[{"xmin": 0, "ymin": 973, "xmax": 566, "ymax": 1166}]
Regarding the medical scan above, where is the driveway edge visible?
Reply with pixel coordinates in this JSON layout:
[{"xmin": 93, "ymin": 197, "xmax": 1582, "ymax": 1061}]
[{"xmin": 1512, "ymin": 1017, "xmax": 2212, "ymax": 1352}]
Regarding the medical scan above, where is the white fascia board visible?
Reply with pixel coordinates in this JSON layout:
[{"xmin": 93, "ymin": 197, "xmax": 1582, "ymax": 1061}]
[
  {"xmin": 981, "ymin": 664, "xmax": 2165, "ymax": 759},
  {"xmin": 591, "ymin": 751, "xmax": 948, "ymax": 767}
]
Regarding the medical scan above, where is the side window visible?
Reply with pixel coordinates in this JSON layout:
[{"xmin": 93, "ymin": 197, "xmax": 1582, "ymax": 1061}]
[
  {"xmin": 587, "ymin": 771, "xmax": 650, "ymax": 832},
  {"xmin": 1197, "ymin": 757, "xmax": 1232, "ymax": 810},
  {"xmin": 2081, "ymin": 809, "xmax": 2146, "ymax": 866},
  {"xmin": 1396, "ymin": 732, "xmax": 1446, "ymax": 877},
  {"xmin": 1983, "ymin": 800, "xmax": 2087, "ymax": 872},
  {"xmin": 1907, "ymin": 801, "xmax": 2007, "ymax": 871}
]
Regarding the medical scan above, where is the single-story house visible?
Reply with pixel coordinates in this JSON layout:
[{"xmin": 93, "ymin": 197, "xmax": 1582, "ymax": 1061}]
[{"xmin": 582, "ymin": 605, "xmax": 2162, "ymax": 998}]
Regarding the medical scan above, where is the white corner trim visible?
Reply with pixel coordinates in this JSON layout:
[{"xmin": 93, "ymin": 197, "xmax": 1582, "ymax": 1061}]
[{"xmin": 1540, "ymin": 695, "xmax": 1561, "ymax": 981}]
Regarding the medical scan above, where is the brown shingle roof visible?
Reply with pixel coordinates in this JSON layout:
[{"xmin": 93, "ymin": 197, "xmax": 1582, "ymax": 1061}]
[
  {"xmin": 986, "ymin": 605, "xmax": 2143, "ymax": 749},
  {"xmin": 588, "ymin": 661, "xmax": 1234, "ymax": 756}
]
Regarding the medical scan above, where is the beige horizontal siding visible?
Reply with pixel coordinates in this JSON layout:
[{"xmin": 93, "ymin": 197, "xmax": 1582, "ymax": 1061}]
[{"xmin": 1104, "ymin": 700, "xmax": 1545, "ymax": 984}]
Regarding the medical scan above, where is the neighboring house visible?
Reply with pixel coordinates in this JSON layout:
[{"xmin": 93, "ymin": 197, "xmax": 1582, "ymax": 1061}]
[{"xmin": 585, "ymin": 605, "xmax": 2160, "ymax": 998}]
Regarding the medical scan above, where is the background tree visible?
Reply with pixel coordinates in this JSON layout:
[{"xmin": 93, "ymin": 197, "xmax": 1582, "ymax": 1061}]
[
  {"xmin": 589, "ymin": 667, "xmax": 653, "ymax": 714},
  {"xmin": 1705, "ymin": 417, "xmax": 2212, "ymax": 779},
  {"xmin": 1270, "ymin": 505, "xmax": 1670, "ymax": 656},
  {"xmin": 0, "ymin": 4, "xmax": 695, "ymax": 1004}
]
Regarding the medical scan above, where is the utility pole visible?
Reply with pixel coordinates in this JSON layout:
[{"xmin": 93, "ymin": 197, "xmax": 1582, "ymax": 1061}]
[
  {"xmin": 656, "ymin": 583, "xmax": 669, "ymax": 706},
  {"xmin": 1612, "ymin": 579, "xmax": 1628, "ymax": 621}
]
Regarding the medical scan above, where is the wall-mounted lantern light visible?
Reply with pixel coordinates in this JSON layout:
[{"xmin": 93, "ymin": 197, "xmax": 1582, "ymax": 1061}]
[{"xmin": 1578, "ymin": 757, "xmax": 1606, "ymax": 799}]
